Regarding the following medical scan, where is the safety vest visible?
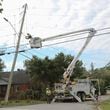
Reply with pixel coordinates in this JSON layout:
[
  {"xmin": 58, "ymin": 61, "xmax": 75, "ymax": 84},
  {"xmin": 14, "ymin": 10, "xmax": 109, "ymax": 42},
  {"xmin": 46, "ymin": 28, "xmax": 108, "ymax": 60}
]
[{"xmin": 46, "ymin": 89, "xmax": 51, "ymax": 96}]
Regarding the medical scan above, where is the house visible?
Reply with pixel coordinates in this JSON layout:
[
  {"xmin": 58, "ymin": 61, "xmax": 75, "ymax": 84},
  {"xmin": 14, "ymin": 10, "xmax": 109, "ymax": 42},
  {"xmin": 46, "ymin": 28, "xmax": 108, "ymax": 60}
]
[
  {"xmin": 0, "ymin": 78, "xmax": 8, "ymax": 98},
  {"xmin": 105, "ymin": 86, "xmax": 110, "ymax": 95},
  {"xmin": 0, "ymin": 70, "xmax": 30, "ymax": 99}
]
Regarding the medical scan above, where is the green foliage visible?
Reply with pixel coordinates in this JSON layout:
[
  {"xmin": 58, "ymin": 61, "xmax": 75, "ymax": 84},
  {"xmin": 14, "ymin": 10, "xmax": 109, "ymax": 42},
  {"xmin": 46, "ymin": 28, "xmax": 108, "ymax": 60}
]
[
  {"xmin": 71, "ymin": 60, "xmax": 87, "ymax": 79},
  {"xmin": 24, "ymin": 52, "xmax": 86, "ymax": 99},
  {"xmin": 52, "ymin": 52, "xmax": 73, "ymax": 82},
  {"xmin": 90, "ymin": 67, "xmax": 110, "ymax": 95},
  {"xmin": 0, "ymin": 0, "xmax": 3, "ymax": 13},
  {"xmin": 24, "ymin": 52, "xmax": 85, "ymax": 85},
  {"xmin": 0, "ymin": 58, "xmax": 5, "ymax": 72}
]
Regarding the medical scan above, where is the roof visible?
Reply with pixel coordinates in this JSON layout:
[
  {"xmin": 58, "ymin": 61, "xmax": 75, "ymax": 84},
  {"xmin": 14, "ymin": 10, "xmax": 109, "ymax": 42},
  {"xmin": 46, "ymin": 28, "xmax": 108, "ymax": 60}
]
[
  {"xmin": 0, "ymin": 78, "xmax": 8, "ymax": 85},
  {"xmin": 0, "ymin": 70, "xmax": 30, "ymax": 85}
]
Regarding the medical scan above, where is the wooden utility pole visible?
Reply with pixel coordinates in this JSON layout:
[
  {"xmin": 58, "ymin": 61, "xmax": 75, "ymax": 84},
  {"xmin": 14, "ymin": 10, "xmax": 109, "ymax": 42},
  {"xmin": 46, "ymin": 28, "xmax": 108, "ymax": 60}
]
[{"xmin": 4, "ymin": 3, "xmax": 27, "ymax": 103}]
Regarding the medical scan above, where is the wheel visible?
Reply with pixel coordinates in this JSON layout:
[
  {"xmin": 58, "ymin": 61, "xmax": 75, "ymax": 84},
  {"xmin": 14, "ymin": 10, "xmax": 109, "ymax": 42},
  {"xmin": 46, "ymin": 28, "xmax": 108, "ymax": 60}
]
[
  {"xmin": 77, "ymin": 92, "xmax": 82, "ymax": 101},
  {"xmin": 81, "ymin": 93, "xmax": 86, "ymax": 101},
  {"xmin": 77, "ymin": 92, "xmax": 86, "ymax": 102}
]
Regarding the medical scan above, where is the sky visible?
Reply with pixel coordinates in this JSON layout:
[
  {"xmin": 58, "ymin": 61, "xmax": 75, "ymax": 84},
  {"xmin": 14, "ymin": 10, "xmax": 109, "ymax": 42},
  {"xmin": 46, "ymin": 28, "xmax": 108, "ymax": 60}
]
[{"xmin": 0, "ymin": 0, "xmax": 110, "ymax": 71}]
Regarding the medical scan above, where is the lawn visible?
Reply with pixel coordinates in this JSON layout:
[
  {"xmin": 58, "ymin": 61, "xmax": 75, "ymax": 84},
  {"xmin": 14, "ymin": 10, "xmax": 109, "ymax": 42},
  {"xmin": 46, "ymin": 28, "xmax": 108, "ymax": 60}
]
[
  {"xmin": 100, "ymin": 100, "xmax": 110, "ymax": 110},
  {"xmin": 0, "ymin": 100, "xmax": 46, "ymax": 108}
]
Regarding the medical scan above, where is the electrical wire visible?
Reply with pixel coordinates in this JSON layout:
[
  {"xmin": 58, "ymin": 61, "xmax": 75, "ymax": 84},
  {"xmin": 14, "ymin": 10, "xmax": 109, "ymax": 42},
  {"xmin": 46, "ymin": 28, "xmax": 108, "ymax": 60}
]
[
  {"xmin": 22, "ymin": 31, "xmax": 108, "ymax": 62},
  {"xmin": 0, "ymin": 31, "xmax": 109, "ymax": 51},
  {"xmin": 0, "ymin": 33, "xmax": 16, "ymax": 37},
  {"xmin": 97, "ymin": 27, "xmax": 110, "ymax": 31},
  {"xmin": 21, "ymin": 27, "xmax": 110, "ymax": 42},
  {"xmin": 0, "ymin": 31, "xmax": 110, "ymax": 57},
  {"xmin": 43, "ymin": 31, "xmax": 88, "ymax": 41},
  {"xmin": 42, "ymin": 32, "xmax": 110, "ymax": 47},
  {"xmin": 0, "ymin": 29, "xmax": 110, "ymax": 52},
  {"xmin": 19, "ymin": 53, "xmax": 31, "ymax": 60},
  {"xmin": 0, "ymin": 43, "xmax": 29, "ymax": 49}
]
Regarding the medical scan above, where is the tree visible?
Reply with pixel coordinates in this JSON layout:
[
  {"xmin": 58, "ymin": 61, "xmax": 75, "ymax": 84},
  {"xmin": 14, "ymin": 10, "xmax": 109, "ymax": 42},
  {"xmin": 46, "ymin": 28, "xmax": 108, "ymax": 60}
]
[
  {"xmin": 0, "ymin": 0, "xmax": 3, "ymax": 13},
  {"xmin": 90, "ymin": 67, "xmax": 110, "ymax": 94},
  {"xmin": 24, "ymin": 52, "xmax": 86, "ymax": 84},
  {"xmin": 71, "ymin": 60, "xmax": 87, "ymax": 79},
  {"xmin": 0, "ymin": 58, "xmax": 5, "ymax": 72},
  {"xmin": 52, "ymin": 52, "xmax": 73, "ymax": 82},
  {"xmin": 0, "ymin": 58, "xmax": 5, "ymax": 79},
  {"xmin": 53, "ymin": 52, "xmax": 87, "ymax": 80},
  {"xmin": 24, "ymin": 52, "xmax": 87, "ymax": 99}
]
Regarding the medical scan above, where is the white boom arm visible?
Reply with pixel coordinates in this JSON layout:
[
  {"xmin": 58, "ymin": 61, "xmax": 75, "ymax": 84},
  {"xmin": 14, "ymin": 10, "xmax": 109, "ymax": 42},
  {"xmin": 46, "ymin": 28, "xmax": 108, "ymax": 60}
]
[
  {"xmin": 63, "ymin": 28, "xmax": 96, "ymax": 84},
  {"xmin": 28, "ymin": 27, "xmax": 96, "ymax": 84}
]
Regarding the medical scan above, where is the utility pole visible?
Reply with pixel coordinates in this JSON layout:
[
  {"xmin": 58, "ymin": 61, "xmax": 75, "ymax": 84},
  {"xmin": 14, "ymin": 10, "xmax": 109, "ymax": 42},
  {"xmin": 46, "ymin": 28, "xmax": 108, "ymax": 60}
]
[
  {"xmin": 4, "ymin": 3, "xmax": 27, "ymax": 103},
  {"xmin": 91, "ymin": 62, "xmax": 94, "ymax": 74}
]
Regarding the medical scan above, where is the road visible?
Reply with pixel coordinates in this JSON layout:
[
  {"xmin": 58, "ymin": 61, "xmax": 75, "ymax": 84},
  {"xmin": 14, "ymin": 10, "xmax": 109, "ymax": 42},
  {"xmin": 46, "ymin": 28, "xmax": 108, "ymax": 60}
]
[
  {"xmin": 0, "ymin": 95, "xmax": 109, "ymax": 110},
  {"xmin": 0, "ymin": 95, "xmax": 110, "ymax": 110},
  {"xmin": 0, "ymin": 102, "xmax": 95, "ymax": 110},
  {"xmin": 98, "ymin": 94, "xmax": 110, "ymax": 102}
]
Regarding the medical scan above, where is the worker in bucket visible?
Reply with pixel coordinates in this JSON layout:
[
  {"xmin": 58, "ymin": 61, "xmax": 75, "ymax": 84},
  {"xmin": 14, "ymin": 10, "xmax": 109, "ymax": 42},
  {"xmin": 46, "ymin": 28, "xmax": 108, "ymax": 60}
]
[{"xmin": 46, "ymin": 87, "xmax": 52, "ymax": 104}]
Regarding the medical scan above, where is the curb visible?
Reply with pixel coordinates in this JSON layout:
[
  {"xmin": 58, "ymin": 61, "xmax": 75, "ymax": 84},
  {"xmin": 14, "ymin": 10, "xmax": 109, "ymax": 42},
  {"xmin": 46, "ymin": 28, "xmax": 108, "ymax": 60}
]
[
  {"xmin": 94, "ymin": 101, "xmax": 102, "ymax": 110},
  {"xmin": 97, "ymin": 106, "xmax": 102, "ymax": 110}
]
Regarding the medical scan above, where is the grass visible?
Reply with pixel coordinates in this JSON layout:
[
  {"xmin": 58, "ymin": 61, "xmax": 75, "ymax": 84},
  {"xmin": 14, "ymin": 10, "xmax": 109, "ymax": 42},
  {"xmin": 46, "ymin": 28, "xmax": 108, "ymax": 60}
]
[
  {"xmin": 100, "ymin": 100, "xmax": 110, "ymax": 110},
  {"xmin": 0, "ymin": 100, "xmax": 46, "ymax": 108}
]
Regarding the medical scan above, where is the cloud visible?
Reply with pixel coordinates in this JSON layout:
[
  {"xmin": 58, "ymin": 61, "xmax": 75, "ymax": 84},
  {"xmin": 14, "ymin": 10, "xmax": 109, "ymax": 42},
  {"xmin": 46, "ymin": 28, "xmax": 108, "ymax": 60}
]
[{"xmin": 1, "ymin": 0, "xmax": 110, "ymax": 70}]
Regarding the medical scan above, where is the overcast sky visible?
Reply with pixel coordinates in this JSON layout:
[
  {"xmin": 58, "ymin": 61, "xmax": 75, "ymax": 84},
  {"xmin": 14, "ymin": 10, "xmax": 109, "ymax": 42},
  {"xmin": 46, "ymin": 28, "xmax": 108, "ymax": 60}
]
[{"xmin": 0, "ymin": 0, "xmax": 110, "ymax": 71}]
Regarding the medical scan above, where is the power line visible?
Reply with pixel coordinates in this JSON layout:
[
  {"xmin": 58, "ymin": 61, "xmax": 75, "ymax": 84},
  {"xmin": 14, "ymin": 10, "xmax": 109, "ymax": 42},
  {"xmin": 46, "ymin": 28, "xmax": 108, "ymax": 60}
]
[
  {"xmin": 22, "ymin": 27, "xmax": 110, "ymax": 42},
  {"xmin": 0, "ymin": 29, "xmax": 110, "ymax": 50},
  {"xmin": 97, "ymin": 27, "xmax": 110, "ymax": 31},
  {"xmin": 0, "ymin": 33, "xmax": 16, "ymax": 37},
  {"xmin": 43, "ymin": 32, "xmax": 110, "ymax": 47},
  {"xmin": 19, "ymin": 53, "xmax": 31, "ymax": 60},
  {"xmin": 0, "ymin": 31, "xmax": 110, "ymax": 51},
  {"xmin": 0, "ymin": 43, "xmax": 28, "ymax": 49},
  {"xmin": 0, "ymin": 50, "xmax": 25, "ymax": 56},
  {"xmin": 0, "ymin": 31, "xmax": 110, "ymax": 56},
  {"xmin": 95, "ymin": 32, "xmax": 110, "ymax": 36},
  {"xmin": 28, "ymin": 13, "xmax": 76, "ymax": 17},
  {"xmin": 43, "ymin": 31, "xmax": 89, "ymax": 41}
]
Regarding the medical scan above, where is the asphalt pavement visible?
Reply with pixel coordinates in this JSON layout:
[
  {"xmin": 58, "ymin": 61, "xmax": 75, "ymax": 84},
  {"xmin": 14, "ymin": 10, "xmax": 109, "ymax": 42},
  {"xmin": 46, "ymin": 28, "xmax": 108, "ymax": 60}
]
[
  {"xmin": 0, "ymin": 95, "xmax": 110, "ymax": 110},
  {"xmin": 0, "ymin": 102, "xmax": 95, "ymax": 110}
]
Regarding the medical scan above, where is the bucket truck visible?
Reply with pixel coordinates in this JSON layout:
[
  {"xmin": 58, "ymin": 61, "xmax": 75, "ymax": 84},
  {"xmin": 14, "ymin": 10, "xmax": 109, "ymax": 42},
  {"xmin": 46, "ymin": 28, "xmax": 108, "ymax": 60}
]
[
  {"xmin": 52, "ymin": 28, "xmax": 98, "ymax": 102},
  {"xmin": 26, "ymin": 28, "xmax": 99, "ymax": 102}
]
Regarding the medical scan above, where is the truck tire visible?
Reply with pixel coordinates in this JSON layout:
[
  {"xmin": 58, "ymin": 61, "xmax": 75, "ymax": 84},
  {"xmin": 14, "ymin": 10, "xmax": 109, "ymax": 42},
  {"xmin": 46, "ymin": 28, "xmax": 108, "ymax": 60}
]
[
  {"xmin": 77, "ymin": 92, "xmax": 82, "ymax": 101},
  {"xmin": 77, "ymin": 92, "xmax": 86, "ymax": 102},
  {"xmin": 81, "ymin": 93, "xmax": 86, "ymax": 101}
]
